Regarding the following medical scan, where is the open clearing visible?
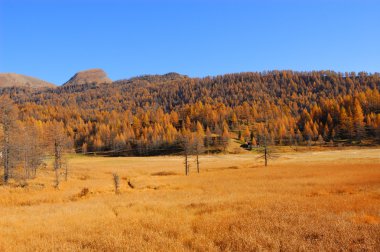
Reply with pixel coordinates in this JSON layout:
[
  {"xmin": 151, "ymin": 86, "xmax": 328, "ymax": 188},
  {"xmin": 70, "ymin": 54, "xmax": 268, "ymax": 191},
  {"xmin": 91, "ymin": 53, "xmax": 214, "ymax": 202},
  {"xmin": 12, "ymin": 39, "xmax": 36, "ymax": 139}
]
[{"xmin": 0, "ymin": 148, "xmax": 379, "ymax": 251}]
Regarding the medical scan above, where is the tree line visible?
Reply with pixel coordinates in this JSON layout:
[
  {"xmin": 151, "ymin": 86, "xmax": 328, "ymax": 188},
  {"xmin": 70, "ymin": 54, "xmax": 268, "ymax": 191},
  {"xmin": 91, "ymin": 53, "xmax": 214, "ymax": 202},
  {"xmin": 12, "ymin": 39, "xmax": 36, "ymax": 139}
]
[{"xmin": 0, "ymin": 71, "xmax": 379, "ymax": 161}]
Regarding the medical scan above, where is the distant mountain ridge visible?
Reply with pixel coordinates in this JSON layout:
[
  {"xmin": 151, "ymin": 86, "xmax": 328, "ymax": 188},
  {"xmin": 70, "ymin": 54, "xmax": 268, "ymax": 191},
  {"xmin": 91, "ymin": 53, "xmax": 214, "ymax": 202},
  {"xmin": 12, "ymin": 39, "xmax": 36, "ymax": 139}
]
[
  {"xmin": 0, "ymin": 73, "xmax": 56, "ymax": 89},
  {"xmin": 0, "ymin": 69, "xmax": 191, "ymax": 90},
  {"xmin": 3, "ymin": 69, "xmax": 378, "ymax": 91}
]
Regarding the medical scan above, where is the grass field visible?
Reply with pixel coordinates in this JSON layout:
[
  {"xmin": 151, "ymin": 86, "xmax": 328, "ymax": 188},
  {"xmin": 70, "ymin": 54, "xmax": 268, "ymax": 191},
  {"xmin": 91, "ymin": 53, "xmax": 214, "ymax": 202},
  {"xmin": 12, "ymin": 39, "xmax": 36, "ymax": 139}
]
[{"xmin": 0, "ymin": 148, "xmax": 379, "ymax": 251}]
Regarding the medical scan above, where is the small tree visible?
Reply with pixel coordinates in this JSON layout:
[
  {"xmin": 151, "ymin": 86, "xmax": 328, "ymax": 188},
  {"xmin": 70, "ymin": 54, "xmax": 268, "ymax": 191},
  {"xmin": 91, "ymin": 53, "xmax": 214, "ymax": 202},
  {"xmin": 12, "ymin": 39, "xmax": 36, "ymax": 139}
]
[
  {"xmin": 353, "ymin": 99, "xmax": 365, "ymax": 141},
  {"xmin": 242, "ymin": 126, "xmax": 250, "ymax": 142},
  {"xmin": 317, "ymin": 134, "xmax": 324, "ymax": 146},
  {"xmin": 220, "ymin": 125, "xmax": 230, "ymax": 152},
  {"xmin": 113, "ymin": 173, "xmax": 120, "ymax": 194}
]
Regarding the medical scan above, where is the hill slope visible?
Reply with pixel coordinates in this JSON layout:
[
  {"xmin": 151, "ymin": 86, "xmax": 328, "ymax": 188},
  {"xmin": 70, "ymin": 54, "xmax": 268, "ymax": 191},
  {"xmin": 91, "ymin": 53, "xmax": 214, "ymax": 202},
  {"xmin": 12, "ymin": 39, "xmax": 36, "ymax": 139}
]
[{"xmin": 0, "ymin": 73, "xmax": 55, "ymax": 88}]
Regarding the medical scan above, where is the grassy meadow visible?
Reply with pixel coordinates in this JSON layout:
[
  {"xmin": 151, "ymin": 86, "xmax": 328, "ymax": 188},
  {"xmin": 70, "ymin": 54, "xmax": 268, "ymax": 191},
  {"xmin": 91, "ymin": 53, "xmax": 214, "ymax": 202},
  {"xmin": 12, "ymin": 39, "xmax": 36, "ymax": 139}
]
[{"xmin": 0, "ymin": 148, "xmax": 379, "ymax": 251}]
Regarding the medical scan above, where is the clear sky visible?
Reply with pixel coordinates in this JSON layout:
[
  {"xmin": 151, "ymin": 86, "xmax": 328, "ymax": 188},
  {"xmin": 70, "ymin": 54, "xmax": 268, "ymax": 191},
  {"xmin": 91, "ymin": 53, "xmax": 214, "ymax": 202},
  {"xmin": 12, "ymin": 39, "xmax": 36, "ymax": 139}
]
[{"xmin": 0, "ymin": 0, "xmax": 379, "ymax": 85}]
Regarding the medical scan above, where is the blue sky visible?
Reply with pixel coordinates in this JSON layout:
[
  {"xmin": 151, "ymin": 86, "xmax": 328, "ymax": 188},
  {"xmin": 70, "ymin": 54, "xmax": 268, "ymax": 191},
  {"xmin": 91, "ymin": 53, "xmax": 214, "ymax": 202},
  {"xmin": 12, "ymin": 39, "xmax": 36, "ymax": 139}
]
[{"xmin": 0, "ymin": 0, "xmax": 379, "ymax": 85}]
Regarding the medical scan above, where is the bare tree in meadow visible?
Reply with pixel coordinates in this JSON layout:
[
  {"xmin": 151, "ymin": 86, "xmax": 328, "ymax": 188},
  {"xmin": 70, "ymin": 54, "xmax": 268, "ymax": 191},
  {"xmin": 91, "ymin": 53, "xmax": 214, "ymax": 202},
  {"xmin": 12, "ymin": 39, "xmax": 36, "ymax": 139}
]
[
  {"xmin": 113, "ymin": 173, "xmax": 120, "ymax": 194},
  {"xmin": 256, "ymin": 101, "xmax": 279, "ymax": 167},
  {"xmin": 47, "ymin": 121, "xmax": 72, "ymax": 188},
  {"xmin": 257, "ymin": 133, "xmax": 273, "ymax": 167},
  {"xmin": 0, "ymin": 95, "xmax": 18, "ymax": 183},
  {"xmin": 193, "ymin": 136, "xmax": 204, "ymax": 173},
  {"xmin": 181, "ymin": 128, "xmax": 193, "ymax": 176}
]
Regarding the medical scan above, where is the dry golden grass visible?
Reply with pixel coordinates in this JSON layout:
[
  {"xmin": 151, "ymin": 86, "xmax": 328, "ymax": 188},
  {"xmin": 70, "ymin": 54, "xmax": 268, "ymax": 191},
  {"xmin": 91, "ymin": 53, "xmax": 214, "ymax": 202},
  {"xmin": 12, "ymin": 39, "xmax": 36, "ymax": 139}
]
[{"xmin": 0, "ymin": 148, "xmax": 379, "ymax": 251}]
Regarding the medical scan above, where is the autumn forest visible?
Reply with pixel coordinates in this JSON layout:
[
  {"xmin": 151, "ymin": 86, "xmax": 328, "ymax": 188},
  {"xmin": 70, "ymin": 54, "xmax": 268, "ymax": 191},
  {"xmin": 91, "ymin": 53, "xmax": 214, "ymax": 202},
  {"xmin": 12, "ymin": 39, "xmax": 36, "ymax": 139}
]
[{"xmin": 0, "ymin": 71, "xmax": 379, "ymax": 158}]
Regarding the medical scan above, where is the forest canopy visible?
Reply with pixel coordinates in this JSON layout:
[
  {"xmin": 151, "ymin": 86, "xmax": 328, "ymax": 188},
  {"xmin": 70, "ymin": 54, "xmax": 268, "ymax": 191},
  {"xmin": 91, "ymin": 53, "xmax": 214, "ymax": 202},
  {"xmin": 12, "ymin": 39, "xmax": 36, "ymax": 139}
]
[{"xmin": 1, "ymin": 70, "xmax": 379, "ymax": 156}]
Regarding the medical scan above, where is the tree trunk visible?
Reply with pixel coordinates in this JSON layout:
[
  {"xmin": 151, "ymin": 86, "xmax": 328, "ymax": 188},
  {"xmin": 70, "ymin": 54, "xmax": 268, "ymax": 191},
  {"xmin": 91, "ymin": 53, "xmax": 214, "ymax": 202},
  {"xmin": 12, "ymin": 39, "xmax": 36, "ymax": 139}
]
[
  {"xmin": 184, "ymin": 152, "xmax": 189, "ymax": 176},
  {"xmin": 65, "ymin": 162, "xmax": 68, "ymax": 181},
  {"xmin": 196, "ymin": 153, "xmax": 200, "ymax": 173},
  {"xmin": 54, "ymin": 141, "xmax": 61, "ymax": 188},
  {"xmin": 3, "ymin": 129, "xmax": 10, "ymax": 183},
  {"xmin": 264, "ymin": 146, "xmax": 268, "ymax": 167},
  {"xmin": 24, "ymin": 150, "xmax": 28, "ymax": 180}
]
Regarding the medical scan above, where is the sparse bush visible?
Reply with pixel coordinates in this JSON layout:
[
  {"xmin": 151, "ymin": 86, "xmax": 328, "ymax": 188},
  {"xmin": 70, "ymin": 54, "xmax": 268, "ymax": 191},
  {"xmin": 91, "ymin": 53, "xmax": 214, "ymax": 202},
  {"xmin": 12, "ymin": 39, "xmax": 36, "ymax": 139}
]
[
  {"xmin": 127, "ymin": 179, "xmax": 134, "ymax": 189},
  {"xmin": 79, "ymin": 187, "xmax": 89, "ymax": 197},
  {"xmin": 151, "ymin": 171, "xmax": 177, "ymax": 176},
  {"xmin": 19, "ymin": 180, "xmax": 28, "ymax": 188}
]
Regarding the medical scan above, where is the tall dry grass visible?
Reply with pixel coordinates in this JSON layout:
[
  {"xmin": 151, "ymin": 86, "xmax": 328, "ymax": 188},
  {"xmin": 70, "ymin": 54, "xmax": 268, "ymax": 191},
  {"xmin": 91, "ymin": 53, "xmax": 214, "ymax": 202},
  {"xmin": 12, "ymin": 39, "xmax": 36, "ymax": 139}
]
[{"xmin": 0, "ymin": 149, "xmax": 379, "ymax": 251}]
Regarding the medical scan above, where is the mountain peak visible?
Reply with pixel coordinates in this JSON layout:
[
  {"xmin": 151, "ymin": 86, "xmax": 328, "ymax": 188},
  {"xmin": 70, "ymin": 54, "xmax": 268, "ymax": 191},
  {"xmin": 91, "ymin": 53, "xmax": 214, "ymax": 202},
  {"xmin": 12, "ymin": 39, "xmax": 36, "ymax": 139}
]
[{"xmin": 63, "ymin": 69, "xmax": 112, "ymax": 86}]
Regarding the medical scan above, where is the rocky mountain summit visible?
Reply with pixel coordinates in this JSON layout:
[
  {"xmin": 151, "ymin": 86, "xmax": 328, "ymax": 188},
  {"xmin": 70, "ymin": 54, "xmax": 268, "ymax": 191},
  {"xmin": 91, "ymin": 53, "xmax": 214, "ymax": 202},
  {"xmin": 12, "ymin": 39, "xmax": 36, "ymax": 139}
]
[{"xmin": 62, "ymin": 69, "xmax": 112, "ymax": 86}]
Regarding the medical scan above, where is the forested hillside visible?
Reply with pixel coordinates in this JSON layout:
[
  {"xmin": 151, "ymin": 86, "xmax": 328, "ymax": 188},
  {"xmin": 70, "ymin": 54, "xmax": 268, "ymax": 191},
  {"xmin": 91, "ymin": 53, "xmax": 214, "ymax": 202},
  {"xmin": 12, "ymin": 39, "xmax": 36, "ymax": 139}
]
[{"xmin": 1, "ymin": 70, "xmax": 380, "ymax": 156}]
